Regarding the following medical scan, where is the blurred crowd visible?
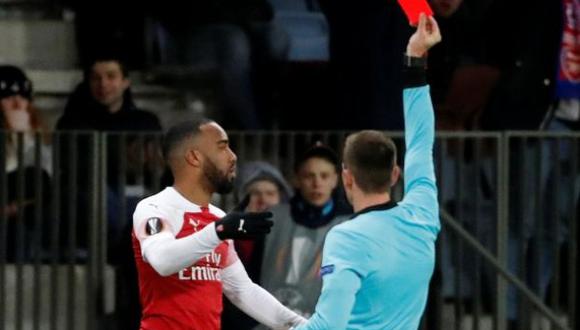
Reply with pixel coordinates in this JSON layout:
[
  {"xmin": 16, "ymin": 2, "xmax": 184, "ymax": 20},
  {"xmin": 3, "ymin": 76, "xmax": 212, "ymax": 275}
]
[{"xmin": 1, "ymin": 0, "xmax": 578, "ymax": 329}]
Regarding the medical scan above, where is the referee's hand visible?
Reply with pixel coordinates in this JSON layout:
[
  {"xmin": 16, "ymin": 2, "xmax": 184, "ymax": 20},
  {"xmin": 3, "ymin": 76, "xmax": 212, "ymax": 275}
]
[
  {"xmin": 406, "ymin": 13, "xmax": 442, "ymax": 58},
  {"xmin": 214, "ymin": 211, "xmax": 274, "ymax": 240}
]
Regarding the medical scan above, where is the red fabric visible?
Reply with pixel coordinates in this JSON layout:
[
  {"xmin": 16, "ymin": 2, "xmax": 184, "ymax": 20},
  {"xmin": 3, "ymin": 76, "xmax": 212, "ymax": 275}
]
[
  {"xmin": 134, "ymin": 211, "xmax": 230, "ymax": 330},
  {"xmin": 235, "ymin": 239, "xmax": 256, "ymax": 264}
]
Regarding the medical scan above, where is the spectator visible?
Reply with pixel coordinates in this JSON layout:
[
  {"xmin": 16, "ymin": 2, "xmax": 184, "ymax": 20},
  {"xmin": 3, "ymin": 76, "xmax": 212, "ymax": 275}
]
[
  {"xmin": 56, "ymin": 55, "xmax": 163, "ymax": 228},
  {"xmin": 0, "ymin": 65, "xmax": 52, "ymax": 262},
  {"xmin": 56, "ymin": 55, "xmax": 161, "ymax": 132},
  {"xmin": 427, "ymin": 0, "xmax": 499, "ymax": 313},
  {"xmin": 461, "ymin": 0, "xmax": 564, "ymax": 327},
  {"xmin": 507, "ymin": 0, "xmax": 574, "ymax": 327},
  {"xmin": 427, "ymin": 0, "xmax": 500, "ymax": 130},
  {"xmin": 144, "ymin": 0, "xmax": 289, "ymax": 129},
  {"xmin": 233, "ymin": 161, "xmax": 293, "ymax": 278},
  {"xmin": 222, "ymin": 160, "xmax": 293, "ymax": 329},
  {"xmin": 257, "ymin": 143, "xmax": 351, "ymax": 322},
  {"xmin": 481, "ymin": 0, "xmax": 562, "ymax": 130}
]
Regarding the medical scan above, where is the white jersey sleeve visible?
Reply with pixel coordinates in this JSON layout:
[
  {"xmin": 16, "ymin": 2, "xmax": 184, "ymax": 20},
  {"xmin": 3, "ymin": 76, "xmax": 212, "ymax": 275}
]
[
  {"xmin": 133, "ymin": 198, "xmax": 222, "ymax": 276},
  {"xmin": 221, "ymin": 260, "xmax": 307, "ymax": 329}
]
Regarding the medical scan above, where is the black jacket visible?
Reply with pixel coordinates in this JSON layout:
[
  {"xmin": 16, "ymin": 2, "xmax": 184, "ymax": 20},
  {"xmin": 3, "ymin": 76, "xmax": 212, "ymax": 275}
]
[{"xmin": 56, "ymin": 82, "xmax": 161, "ymax": 132}]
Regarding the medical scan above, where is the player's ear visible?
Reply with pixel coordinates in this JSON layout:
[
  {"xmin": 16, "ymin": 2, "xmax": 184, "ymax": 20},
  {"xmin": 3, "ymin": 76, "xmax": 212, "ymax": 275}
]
[
  {"xmin": 185, "ymin": 148, "xmax": 202, "ymax": 167},
  {"xmin": 390, "ymin": 165, "xmax": 401, "ymax": 187}
]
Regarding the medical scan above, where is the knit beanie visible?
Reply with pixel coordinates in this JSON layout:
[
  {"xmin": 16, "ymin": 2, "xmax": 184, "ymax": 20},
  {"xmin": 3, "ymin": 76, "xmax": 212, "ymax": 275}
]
[{"xmin": 0, "ymin": 65, "xmax": 32, "ymax": 100}]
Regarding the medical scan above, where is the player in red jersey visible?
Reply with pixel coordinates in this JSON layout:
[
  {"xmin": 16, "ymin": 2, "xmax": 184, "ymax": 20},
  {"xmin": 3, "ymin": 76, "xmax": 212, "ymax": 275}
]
[{"xmin": 132, "ymin": 118, "xmax": 306, "ymax": 330}]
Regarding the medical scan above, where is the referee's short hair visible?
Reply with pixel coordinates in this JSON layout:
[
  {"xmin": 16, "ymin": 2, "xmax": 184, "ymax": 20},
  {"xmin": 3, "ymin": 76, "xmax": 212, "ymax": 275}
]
[
  {"xmin": 343, "ymin": 130, "xmax": 397, "ymax": 194},
  {"xmin": 162, "ymin": 118, "xmax": 213, "ymax": 162}
]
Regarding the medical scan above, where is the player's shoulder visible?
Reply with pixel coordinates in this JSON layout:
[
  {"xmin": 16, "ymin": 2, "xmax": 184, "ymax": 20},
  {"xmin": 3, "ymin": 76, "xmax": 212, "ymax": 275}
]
[
  {"xmin": 133, "ymin": 188, "xmax": 180, "ymax": 225},
  {"xmin": 135, "ymin": 188, "xmax": 170, "ymax": 212}
]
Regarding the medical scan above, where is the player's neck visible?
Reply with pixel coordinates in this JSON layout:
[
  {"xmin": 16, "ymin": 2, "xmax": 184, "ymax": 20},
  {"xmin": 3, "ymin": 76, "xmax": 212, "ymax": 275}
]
[
  {"xmin": 352, "ymin": 193, "xmax": 391, "ymax": 213},
  {"xmin": 173, "ymin": 181, "xmax": 212, "ymax": 207}
]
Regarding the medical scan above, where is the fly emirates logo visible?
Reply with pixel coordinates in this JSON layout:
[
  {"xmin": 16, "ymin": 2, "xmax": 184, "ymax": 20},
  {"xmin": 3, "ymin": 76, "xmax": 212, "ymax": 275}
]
[{"xmin": 178, "ymin": 251, "xmax": 222, "ymax": 282}]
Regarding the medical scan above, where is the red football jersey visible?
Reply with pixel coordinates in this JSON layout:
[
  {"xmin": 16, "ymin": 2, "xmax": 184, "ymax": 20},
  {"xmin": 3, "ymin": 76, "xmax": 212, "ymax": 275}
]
[{"xmin": 132, "ymin": 187, "xmax": 237, "ymax": 330}]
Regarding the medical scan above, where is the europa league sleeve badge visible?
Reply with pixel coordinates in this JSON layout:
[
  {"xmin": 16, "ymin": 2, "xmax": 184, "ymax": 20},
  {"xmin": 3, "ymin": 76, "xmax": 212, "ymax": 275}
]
[{"xmin": 145, "ymin": 217, "xmax": 163, "ymax": 236}]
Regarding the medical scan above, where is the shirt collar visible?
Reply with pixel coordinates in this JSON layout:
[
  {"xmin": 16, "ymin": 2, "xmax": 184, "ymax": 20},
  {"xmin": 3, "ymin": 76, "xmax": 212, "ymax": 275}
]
[{"xmin": 349, "ymin": 200, "xmax": 398, "ymax": 219}]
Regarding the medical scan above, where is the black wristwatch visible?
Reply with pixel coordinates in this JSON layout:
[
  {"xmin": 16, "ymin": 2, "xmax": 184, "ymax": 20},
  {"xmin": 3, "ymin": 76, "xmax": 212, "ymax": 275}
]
[{"xmin": 403, "ymin": 54, "xmax": 427, "ymax": 69}]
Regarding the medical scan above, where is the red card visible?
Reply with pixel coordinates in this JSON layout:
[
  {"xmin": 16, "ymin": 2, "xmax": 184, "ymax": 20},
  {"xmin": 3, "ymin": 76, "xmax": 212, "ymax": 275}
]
[{"xmin": 397, "ymin": 0, "xmax": 434, "ymax": 26}]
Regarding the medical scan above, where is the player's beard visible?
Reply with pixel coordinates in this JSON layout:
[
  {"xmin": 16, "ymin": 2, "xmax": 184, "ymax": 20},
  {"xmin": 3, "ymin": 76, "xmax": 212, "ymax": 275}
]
[{"xmin": 203, "ymin": 158, "xmax": 235, "ymax": 194}]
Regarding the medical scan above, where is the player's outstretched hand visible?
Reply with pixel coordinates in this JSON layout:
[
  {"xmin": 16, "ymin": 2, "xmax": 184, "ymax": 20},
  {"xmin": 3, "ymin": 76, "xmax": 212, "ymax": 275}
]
[
  {"xmin": 406, "ymin": 13, "xmax": 442, "ymax": 58},
  {"xmin": 214, "ymin": 211, "xmax": 274, "ymax": 240}
]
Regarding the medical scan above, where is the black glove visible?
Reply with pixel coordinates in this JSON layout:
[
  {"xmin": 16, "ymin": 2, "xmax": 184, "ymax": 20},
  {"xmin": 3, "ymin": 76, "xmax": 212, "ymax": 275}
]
[{"xmin": 214, "ymin": 211, "xmax": 274, "ymax": 240}]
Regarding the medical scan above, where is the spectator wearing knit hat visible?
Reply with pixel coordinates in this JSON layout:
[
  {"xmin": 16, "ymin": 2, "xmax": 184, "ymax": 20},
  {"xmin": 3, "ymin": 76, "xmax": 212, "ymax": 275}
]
[
  {"xmin": 229, "ymin": 161, "xmax": 294, "ymax": 278},
  {"xmin": 0, "ymin": 65, "xmax": 52, "ymax": 262},
  {"xmin": 221, "ymin": 161, "xmax": 294, "ymax": 330},
  {"xmin": 0, "ymin": 65, "xmax": 52, "ymax": 173},
  {"xmin": 235, "ymin": 161, "xmax": 293, "ymax": 213}
]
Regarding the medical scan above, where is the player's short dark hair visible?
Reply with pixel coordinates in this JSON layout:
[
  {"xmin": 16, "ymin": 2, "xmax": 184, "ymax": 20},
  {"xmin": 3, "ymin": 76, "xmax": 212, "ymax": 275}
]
[
  {"xmin": 294, "ymin": 142, "xmax": 340, "ymax": 174},
  {"xmin": 162, "ymin": 118, "xmax": 213, "ymax": 162},
  {"xmin": 343, "ymin": 130, "xmax": 397, "ymax": 194}
]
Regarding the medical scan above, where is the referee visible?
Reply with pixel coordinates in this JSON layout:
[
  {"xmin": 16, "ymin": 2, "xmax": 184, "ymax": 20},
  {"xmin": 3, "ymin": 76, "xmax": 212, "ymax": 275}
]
[{"xmin": 292, "ymin": 13, "xmax": 441, "ymax": 330}]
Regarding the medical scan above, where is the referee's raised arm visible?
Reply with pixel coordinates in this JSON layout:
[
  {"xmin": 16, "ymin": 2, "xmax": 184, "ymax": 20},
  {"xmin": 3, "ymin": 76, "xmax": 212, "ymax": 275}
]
[
  {"xmin": 401, "ymin": 13, "xmax": 441, "ymax": 224},
  {"xmin": 292, "ymin": 14, "xmax": 444, "ymax": 330}
]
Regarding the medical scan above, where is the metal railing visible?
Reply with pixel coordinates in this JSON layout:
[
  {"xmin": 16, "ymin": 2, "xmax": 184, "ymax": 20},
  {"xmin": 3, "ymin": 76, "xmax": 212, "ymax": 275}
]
[
  {"xmin": 439, "ymin": 209, "xmax": 569, "ymax": 330},
  {"xmin": 0, "ymin": 130, "xmax": 577, "ymax": 330}
]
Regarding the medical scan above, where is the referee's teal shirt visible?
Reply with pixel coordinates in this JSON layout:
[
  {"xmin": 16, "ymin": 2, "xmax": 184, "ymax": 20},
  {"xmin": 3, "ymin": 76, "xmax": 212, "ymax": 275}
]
[{"xmin": 294, "ymin": 84, "xmax": 440, "ymax": 330}]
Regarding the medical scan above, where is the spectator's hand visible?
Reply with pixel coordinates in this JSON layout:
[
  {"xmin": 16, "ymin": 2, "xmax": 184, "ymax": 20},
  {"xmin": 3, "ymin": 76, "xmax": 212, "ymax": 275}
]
[
  {"xmin": 3, "ymin": 200, "xmax": 34, "ymax": 217},
  {"xmin": 214, "ymin": 211, "xmax": 274, "ymax": 240},
  {"xmin": 3, "ymin": 202, "xmax": 18, "ymax": 217},
  {"xmin": 406, "ymin": 13, "xmax": 442, "ymax": 57}
]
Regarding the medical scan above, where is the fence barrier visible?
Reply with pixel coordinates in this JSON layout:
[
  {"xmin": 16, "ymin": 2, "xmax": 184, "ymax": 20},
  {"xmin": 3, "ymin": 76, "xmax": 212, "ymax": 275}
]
[{"xmin": 0, "ymin": 130, "xmax": 577, "ymax": 330}]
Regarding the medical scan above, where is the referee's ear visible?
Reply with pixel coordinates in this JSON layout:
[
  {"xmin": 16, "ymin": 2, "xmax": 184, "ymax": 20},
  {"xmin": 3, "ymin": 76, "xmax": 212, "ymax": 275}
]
[
  {"xmin": 390, "ymin": 165, "xmax": 401, "ymax": 188},
  {"xmin": 342, "ymin": 167, "xmax": 354, "ymax": 191}
]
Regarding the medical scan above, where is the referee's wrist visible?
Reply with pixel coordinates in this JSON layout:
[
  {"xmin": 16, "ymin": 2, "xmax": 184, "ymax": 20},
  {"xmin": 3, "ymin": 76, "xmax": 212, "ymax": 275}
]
[
  {"xmin": 403, "ymin": 54, "xmax": 427, "ymax": 88},
  {"xmin": 403, "ymin": 54, "xmax": 427, "ymax": 69}
]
